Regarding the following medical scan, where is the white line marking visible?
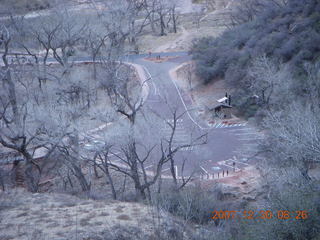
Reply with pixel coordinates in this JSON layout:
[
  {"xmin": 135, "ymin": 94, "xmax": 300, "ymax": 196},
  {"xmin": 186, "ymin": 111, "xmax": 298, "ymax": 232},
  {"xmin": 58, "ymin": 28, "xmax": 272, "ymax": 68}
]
[
  {"xmin": 169, "ymin": 68, "xmax": 209, "ymax": 130},
  {"xmin": 162, "ymin": 168, "xmax": 170, "ymax": 172},
  {"xmin": 142, "ymin": 65, "xmax": 158, "ymax": 96},
  {"xmin": 234, "ymin": 132, "xmax": 259, "ymax": 136},
  {"xmin": 228, "ymin": 128, "xmax": 255, "ymax": 132},
  {"xmin": 111, "ymin": 159, "xmax": 121, "ymax": 163},
  {"xmin": 225, "ymin": 159, "xmax": 250, "ymax": 166},
  {"xmin": 239, "ymin": 138, "xmax": 264, "ymax": 141},
  {"xmin": 108, "ymin": 152, "xmax": 121, "ymax": 157},
  {"xmin": 219, "ymin": 163, "xmax": 241, "ymax": 171},
  {"xmin": 200, "ymin": 166, "xmax": 209, "ymax": 174},
  {"xmin": 181, "ymin": 146, "xmax": 194, "ymax": 151}
]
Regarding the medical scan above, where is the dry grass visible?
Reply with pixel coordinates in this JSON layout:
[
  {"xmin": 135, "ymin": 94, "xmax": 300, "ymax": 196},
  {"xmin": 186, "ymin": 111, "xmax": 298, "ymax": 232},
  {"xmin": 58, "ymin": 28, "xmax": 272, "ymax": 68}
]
[
  {"xmin": 0, "ymin": 188, "xmax": 226, "ymax": 239},
  {"xmin": 0, "ymin": 189, "xmax": 170, "ymax": 240},
  {"xmin": 0, "ymin": 235, "xmax": 15, "ymax": 240},
  {"xmin": 138, "ymin": 8, "xmax": 228, "ymax": 54}
]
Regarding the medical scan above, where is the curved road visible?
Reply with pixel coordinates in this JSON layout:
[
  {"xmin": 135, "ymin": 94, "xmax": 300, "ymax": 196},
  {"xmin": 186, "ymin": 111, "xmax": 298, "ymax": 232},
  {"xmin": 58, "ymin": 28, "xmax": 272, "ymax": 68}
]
[
  {"xmin": 124, "ymin": 52, "xmax": 260, "ymax": 178},
  {"xmin": 0, "ymin": 51, "xmax": 260, "ymax": 180}
]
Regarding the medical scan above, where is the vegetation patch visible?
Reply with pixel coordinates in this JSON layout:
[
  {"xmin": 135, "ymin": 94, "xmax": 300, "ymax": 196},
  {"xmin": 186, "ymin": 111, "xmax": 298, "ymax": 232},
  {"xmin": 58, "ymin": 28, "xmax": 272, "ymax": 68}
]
[{"xmin": 191, "ymin": 0, "xmax": 320, "ymax": 117}]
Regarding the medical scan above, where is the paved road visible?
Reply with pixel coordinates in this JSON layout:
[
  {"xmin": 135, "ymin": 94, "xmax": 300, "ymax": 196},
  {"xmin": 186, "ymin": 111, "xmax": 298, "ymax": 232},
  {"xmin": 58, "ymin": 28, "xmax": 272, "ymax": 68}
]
[
  {"xmin": 0, "ymin": 51, "xmax": 261, "ymax": 180},
  {"xmin": 122, "ymin": 52, "xmax": 261, "ymax": 178},
  {"xmin": 78, "ymin": 51, "xmax": 261, "ymax": 179}
]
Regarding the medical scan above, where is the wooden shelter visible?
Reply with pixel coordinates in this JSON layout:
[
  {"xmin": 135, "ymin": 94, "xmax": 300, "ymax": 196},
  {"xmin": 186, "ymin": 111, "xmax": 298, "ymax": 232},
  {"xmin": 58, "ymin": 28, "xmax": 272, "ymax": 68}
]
[{"xmin": 210, "ymin": 102, "xmax": 232, "ymax": 119}]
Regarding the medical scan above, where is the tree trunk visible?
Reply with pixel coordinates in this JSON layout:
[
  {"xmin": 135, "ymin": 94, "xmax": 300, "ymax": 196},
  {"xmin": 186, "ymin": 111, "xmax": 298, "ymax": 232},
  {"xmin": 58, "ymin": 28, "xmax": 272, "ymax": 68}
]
[
  {"xmin": 135, "ymin": 183, "xmax": 146, "ymax": 200},
  {"xmin": 160, "ymin": 14, "xmax": 165, "ymax": 36},
  {"xmin": 24, "ymin": 160, "xmax": 40, "ymax": 192},
  {"xmin": 0, "ymin": 171, "xmax": 4, "ymax": 191},
  {"xmin": 70, "ymin": 131, "xmax": 91, "ymax": 193},
  {"xmin": 149, "ymin": 14, "xmax": 156, "ymax": 34},
  {"xmin": 67, "ymin": 170, "xmax": 74, "ymax": 189},
  {"xmin": 157, "ymin": 173, "xmax": 162, "ymax": 194},
  {"xmin": 12, "ymin": 161, "xmax": 25, "ymax": 188},
  {"xmin": 128, "ymin": 140, "xmax": 146, "ymax": 200},
  {"xmin": 172, "ymin": 8, "xmax": 177, "ymax": 33},
  {"xmin": 93, "ymin": 161, "xmax": 100, "ymax": 178},
  {"xmin": 104, "ymin": 161, "xmax": 117, "ymax": 200},
  {"xmin": 170, "ymin": 157, "xmax": 177, "ymax": 186}
]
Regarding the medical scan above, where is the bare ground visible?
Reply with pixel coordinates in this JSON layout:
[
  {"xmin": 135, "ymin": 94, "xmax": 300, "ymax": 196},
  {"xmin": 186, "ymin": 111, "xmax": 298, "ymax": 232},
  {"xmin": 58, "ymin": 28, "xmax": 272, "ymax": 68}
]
[
  {"xmin": 138, "ymin": 0, "xmax": 230, "ymax": 53},
  {"xmin": 139, "ymin": 23, "xmax": 226, "ymax": 54}
]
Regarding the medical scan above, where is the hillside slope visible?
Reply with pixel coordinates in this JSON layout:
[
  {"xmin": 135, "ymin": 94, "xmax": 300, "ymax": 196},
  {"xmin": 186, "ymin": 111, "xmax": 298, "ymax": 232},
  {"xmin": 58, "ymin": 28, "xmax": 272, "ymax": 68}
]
[
  {"xmin": 191, "ymin": 0, "xmax": 320, "ymax": 116},
  {"xmin": 0, "ymin": 189, "xmax": 190, "ymax": 240}
]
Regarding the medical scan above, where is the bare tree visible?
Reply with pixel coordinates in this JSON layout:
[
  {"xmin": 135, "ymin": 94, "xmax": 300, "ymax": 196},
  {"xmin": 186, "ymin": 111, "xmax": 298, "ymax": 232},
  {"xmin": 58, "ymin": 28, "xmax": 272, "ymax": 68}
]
[
  {"xmin": 93, "ymin": 146, "xmax": 118, "ymax": 200},
  {"xmin": 247, "ymin": 55, "xmax": 292, "ymax": 109},
  {"xmin": 162, "ymin": 109, "xmax": 207, "ymax": 187},
  {"xmin": 193, "ymin": 7, "xmax": 206, "ymax": 29},
  {"xmin": 84, "ymin": 31, "xmax": 108, "ymax": 81},
  {"xmin": 167, "ymin": 0, "xmax": 180, "ymax": 33},
  {"xmin": 0, "ymin": 20, "xmax": 89, "ymax": 192},
  {"xmin": 91, "ymin": 62, "xmax": 190, "ymax": 199},
  {"xmin": 155, "ymin": 0, "xmax": 169, "ymax": 36},
  {"xmin": 0, "ymin": 26, "xmax": 66, "ymax": 191},
  {"xmin": 57, "ymin": 142, "xmax": 91, "ymax": 193},
  {"xmin": 226, "ymin": 0, "xmax": 286, "ymax": 26},
  {"xmin": 255, "ymin": 59, "xmax": 320, "ymax": 182},
  {"xmin": 48, "ymin": 12, "xmax": 87, "ymax": 72},
  {"xmin": 143, "ymin": 0, "xmax": 180, "ymax": 36},
  {"xmin": 96, "ymin": 0, "xmax": 151, "ymax": 53},
  {"xmin": 263, "ymin": 103, "xmax": 320, "ymax": 181}
]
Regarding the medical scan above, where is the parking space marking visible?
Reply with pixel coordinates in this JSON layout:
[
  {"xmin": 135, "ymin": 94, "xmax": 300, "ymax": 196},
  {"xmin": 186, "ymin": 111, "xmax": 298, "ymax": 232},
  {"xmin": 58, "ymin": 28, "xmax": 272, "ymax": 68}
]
[
  {"xmin": 225, "ymin": 159, "xmax": 250, "ymax": 166},
  {"xmin": 200, "ymin": 166, "xmax": 209, "ymax": 174},
  {"xmin": 162, "ymin": 167, "xmax": 170, "ymax": 172},
  {"xmin": 239, "ymin": 137, "xmax": 264, "ymax": 141},
  {"xmin": 209, "ymin": 122, "xmax": 248, "ymax": 129},
  {"xmin": 234, "ymin": 132, "xmax": 260, "ymax": 136},
  {"xmin": 218, "ymin": 162, "xmax": 240, "ymax": 171},
  {"xmin": 165, "ymin": 119, "xmax": 184, "ymax": 123},
  {"xmin": 227, "ymin": 127, "xmax": 256, "ymax": 132},
  {"xmin": 180, "ymin": 146, "xmax": 194, "ymax": 151}
]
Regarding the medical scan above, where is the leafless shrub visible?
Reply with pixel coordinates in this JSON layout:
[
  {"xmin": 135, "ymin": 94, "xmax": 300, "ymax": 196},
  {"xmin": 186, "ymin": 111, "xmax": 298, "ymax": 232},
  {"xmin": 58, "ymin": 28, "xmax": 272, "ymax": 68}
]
[{"xmin": 154, "ymin": 185, "xmax": 217, "ymax": 225}]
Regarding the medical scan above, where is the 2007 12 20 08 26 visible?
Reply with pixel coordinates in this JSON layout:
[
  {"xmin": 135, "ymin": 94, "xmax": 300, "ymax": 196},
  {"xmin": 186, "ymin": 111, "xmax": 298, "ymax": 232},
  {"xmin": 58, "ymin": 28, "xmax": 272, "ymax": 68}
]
[{"xmin": 211, "ymin": 210, "xmax": 308, "ymax": 220}]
